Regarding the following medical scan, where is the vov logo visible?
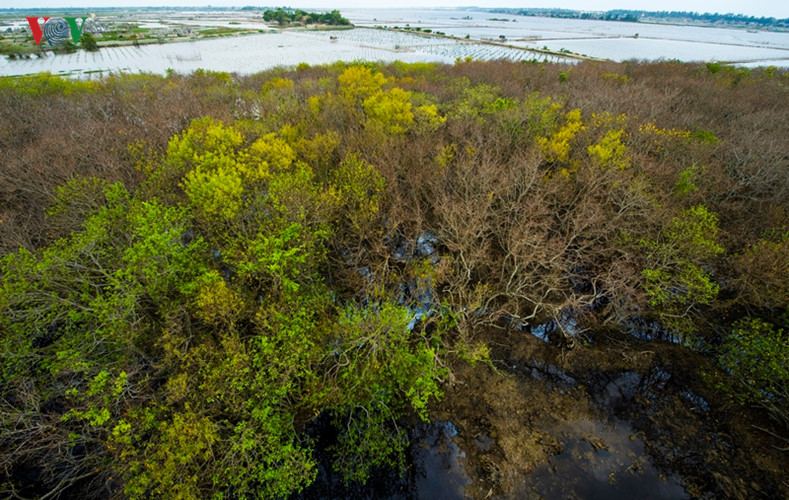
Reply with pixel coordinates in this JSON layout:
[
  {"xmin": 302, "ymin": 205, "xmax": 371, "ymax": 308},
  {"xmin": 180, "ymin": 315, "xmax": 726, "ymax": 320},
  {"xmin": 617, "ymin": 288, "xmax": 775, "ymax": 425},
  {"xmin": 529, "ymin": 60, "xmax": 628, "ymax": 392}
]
[{"xmin": 25, "ymin": 17, "xmax": 88, "ymax": 46}]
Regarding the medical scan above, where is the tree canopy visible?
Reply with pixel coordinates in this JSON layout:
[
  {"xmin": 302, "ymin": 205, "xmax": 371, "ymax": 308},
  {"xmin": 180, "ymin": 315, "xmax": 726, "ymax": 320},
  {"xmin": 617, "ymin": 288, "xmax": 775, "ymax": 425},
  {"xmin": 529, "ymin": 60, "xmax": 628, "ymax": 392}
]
[
  {"xmin": 262, "ymin": 8, "xmax": 351, "ymax": 27},
  {"xmin": 0, "ymin": 60, "xmax": 787, "ymax": 498}
]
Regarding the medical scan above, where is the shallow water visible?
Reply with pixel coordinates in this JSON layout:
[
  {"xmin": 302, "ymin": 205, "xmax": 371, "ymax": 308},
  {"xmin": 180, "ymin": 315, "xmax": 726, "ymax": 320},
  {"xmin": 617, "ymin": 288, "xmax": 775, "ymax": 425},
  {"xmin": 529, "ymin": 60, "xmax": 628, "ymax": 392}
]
[
  {"xmin": 347, "ymin": 8, "xmax": 789, "ymax": 66},
  {"xmin": 515, "ymin": 37, "xmax": 788, "ymax": 63},
  {"xmin": 3, "ymin": 9, "xmax": 787, "ymax": 78},
  {"xmin": 412, "ymin": 421, "xmax": 471, "ymax": 500},
  {"xmin": 515, "ymin": 417, "xmax": 687, "ymax": 499},
  {"xmin": 326, "ymin": 319, "xmax": 786, "ymax": 500},
  {"xmin": 0, "ymin": 29, "xmax": 574, "ymax": 78},
  {"xmin": 296, "ymin": 231, "xmax": 785, "ymax": 499}
]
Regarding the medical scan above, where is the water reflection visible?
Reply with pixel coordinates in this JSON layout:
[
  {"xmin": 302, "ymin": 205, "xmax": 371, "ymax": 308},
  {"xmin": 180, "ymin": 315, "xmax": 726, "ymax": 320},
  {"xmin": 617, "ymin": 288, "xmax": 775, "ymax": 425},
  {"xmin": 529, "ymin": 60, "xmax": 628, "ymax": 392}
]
[
  {"xmin": 412, "ymin": 421, "xmax": 471, "ymax": 500},
  {"xmin": 515, "ymin": 418, "xmax": 688, "ymax": 500}
]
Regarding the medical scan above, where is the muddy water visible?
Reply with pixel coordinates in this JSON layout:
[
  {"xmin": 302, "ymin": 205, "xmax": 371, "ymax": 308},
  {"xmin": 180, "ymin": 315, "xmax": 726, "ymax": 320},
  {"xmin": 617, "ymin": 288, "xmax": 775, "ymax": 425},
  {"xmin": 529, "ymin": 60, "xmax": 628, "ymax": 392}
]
[
  {"xmin": 431, "ymin": 325, "xmax": 788, "ymax": 500},
  {"xmin": 429, "ymin": 352, "xmax": 687, "ymax": 499},
  {"xmin": 298, "ymin": 325, "xmax": 787, "ymax": 499},
  {"xmin": 514, "ymin": 418, "xmax": 685, "ymax": 499}
]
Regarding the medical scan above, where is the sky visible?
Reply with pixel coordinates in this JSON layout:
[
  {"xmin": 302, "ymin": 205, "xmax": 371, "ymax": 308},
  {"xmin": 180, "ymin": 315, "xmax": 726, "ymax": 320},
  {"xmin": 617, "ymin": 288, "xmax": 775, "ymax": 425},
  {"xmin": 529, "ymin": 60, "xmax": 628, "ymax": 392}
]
[{"xmin": 0, "ymin": 1, "xmax": 786, "ymax": 19}]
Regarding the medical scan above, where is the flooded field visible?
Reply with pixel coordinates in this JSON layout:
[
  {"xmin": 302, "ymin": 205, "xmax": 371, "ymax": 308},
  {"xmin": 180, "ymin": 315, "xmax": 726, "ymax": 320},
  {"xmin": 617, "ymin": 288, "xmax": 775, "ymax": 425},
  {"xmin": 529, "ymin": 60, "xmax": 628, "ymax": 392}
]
[
  {"xmin": 347, "ymin": 8, "xmax": 789, "ymax": 65},
  {"xmin": 2, "ymin": 8, "xmax": 788, "ymax": 78},
  {"xmin": 0, "ymin": 28, "xmax": 574, "ymax": 78}
]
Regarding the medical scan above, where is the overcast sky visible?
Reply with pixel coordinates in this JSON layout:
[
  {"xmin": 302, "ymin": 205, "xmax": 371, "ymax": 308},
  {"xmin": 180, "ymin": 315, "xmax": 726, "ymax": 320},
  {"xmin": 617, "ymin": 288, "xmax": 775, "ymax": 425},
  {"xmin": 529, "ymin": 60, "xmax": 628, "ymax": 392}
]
[{"xmin": 1, "ymin": 1, "xmax": 786, "ymax": 19}]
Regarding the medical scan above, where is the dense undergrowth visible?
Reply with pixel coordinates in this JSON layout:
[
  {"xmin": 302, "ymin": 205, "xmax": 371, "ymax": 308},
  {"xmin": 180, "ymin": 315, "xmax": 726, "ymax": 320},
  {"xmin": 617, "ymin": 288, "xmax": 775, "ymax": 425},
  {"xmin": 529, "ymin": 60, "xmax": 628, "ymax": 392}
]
[{"xmin": 0, "ymin": 60, "xmax": 787, "ymax": 498}]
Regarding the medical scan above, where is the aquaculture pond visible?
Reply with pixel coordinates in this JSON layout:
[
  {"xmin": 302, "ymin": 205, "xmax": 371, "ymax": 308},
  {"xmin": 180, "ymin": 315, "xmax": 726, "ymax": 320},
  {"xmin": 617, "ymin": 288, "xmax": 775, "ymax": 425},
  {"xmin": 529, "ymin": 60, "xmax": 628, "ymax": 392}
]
[
  {"xmin": 347, "ymin": 8, "xmax": 789, "ymax": 66},
  {"xmin": 0, "ymin": 28, "xmax": 573, "ymax": 78},
  {"xmin": 5, "ymin": 8, "xmax": 789, "ymax": 78}
]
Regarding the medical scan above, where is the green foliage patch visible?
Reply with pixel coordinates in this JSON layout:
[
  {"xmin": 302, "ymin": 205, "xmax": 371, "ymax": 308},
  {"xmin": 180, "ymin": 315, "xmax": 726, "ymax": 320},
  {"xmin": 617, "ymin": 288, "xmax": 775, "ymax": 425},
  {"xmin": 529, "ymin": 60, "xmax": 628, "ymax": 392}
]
[{"xmin": 0, "ymin": 103, "xmax": 445, "ymax": 498}]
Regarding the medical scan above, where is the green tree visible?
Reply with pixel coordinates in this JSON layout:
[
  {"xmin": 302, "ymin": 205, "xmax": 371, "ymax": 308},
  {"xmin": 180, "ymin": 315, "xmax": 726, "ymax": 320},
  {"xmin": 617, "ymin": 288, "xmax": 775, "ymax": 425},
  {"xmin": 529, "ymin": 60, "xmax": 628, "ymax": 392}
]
[
  {"xmin": 60, "ymin": 41, "xmax": 77, "ymax": 53},
  {"xmin": 80, "ymin": 32, "xmax": 98, "ymax": 51},
  {"xmin": 0, "ymin": 114, "xmax": 446, "ymax": 498},
  {"xmin": 640, "ymin": 205, "xmax": 724, "ymax": 336},
  {"xmin": 716, "ymin": 317, "xmax": 788, "ymax": 427}
]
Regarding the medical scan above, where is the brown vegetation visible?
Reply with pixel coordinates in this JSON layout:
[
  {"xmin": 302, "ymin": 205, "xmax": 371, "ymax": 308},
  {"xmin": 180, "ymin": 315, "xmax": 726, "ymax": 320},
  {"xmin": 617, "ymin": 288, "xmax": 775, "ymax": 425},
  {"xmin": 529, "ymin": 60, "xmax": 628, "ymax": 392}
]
[{"xmin": 0, "ymin": 60, "xmax": 787, "ymax": 499}]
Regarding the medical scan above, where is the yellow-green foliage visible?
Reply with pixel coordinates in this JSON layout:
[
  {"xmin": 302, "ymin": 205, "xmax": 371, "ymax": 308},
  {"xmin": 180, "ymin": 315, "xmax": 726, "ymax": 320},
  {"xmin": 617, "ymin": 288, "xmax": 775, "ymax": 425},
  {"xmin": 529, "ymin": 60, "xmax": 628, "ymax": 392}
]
[
  {"xmin": 194, "ymin": 270, "xmax": 244, "ymax": 326},
  {"xmin": 328, "ymin": 300, "xmax": 445, "ymax": 483},
  {"xmin": 281, "ymin": 126, "xmax": 340, "ymax": 170},
  {"xmin": 641, "ymin": 205, "xmax": 724, "ymax": 334},
  {"xmin": 338, "ymin": 65, "xmax": 389, "ymax": 101},
  {"xmin": 306, "ymin": 66, "xmax": 438, "ymax": 139},
  {"xmin": 637, "ymin": 121, "xmax": 692, "ymax": 156},
  {"xmin": 436, "ymin": 143, "xmax": 457, "ymax": 168},
  {"xmin": 363, "ymin": 87, "xmax": 414, "ymax": 134},
  {"xmin": 167, "ymin": 117, "xmax": 245, "ymax": 170},
  {"xmin": 521, "ymin": 92, "xmax": 562, "ymax": 136},
  {"xmin": 0, "ymin": 71, "xmax": 101, "ymax": 96},
  {"xmin": 413, "ymin": 103, "xmax": 447, "ymax": 134},
  {"xmin": 715, "ymin": 317, "xmax": 788, "ymax": 409},
  {"xmin": 262, "ymin": 76, "xmax": 295, "ymax": 92},
  {"xmin": 0, "ymin": 106, "xmax": 448, "ymax": 499},
  {"xmin": 178, "ymin": 125, "xmax": 299, "ymax": 221},
  {"xmin": 336, "ymin": 65, "xmax": 439, "ymax": 136},
  {"xmin": 123, "ymin": 411, "xmax": 219, "ymax": 499},
  {"xmin": 148, "ymin": 117, "xmax": 246, "ymax": 205},
  {"xmin": 330, "ymin": 154, "xmax": 386, "ymax": 231},
  {"xmin": 638, "ymin": 121, "xmax": 691, "ymax": 142},
  {"xmin": 183, "ymin": 162, "xmax": 244, "ymax": 220},
  {"xmin": 588, "ymin": 129, "xmax": 630, "ymax": 170},
  {"xmin": 589, "ymin": 111, "xmax": 628, "ymax": 129},
  {"xmin": 390, "ymin": 60, "xmax": 439, "ymax": 78},
  {"xmin": 243, "ymin": 132, "xmax": 296, "ymax": 182},
  {"xmin": 457, "ymin": 341, "xmax": 492, "ymax": 367},
  {"xmin": 249, "ymin": 132, "xmax": 296, "ymax": 170},
  {"xmin": 674, "ymin": 165, "xmax": 702, "ymax": 196},
  {"xmin": 449, "ymin": 82, "xmax": 516, "ymax": 121},
  {"xmin": 267, "ymin": 161, "xmax": 322, "ymax": 224},
  {"xmin": 61, "ymin": 370, "xmax": 128, "ymax": 427},
  {"xmin": 667, "ymin": 204, "xmax": 724, "ymax": 261},
  {"xmin": 601, "ymin": 71, "xmax": 630, "ymax": 83},
  {"xmin": 4, "ymin": 62, "xmax": 780, "ymax": 500},
  {"xmin": 538, "ymin": 108, "xmax": 585, "ymax": 165}
]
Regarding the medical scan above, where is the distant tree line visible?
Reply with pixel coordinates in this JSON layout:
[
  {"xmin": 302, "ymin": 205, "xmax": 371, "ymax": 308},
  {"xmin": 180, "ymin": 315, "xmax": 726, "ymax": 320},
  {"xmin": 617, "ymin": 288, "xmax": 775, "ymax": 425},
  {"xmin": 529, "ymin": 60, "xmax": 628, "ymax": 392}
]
[
  {"xmin": 262, "ymin": 8, "xmax": 351, "ymax": 27},
  {"xmin": 488, "ymin": 8, "xmax": 787, "ymax": 28},
  {"xmin": 611, "ymin": 10, "xmax": 785, "ymax": 27}
]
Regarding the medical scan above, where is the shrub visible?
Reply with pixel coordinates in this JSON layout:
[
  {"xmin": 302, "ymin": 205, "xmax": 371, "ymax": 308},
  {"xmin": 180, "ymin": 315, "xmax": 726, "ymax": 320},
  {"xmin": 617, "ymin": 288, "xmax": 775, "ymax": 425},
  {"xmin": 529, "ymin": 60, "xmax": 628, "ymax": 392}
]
[{"xmin": 80, "ymin": 32, "xmax": 98, "ymax": 51}]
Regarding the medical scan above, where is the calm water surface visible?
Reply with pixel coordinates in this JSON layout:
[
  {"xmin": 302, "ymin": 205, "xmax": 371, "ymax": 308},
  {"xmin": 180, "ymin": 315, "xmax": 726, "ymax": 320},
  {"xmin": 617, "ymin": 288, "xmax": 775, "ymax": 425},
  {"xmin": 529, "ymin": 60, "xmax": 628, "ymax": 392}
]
[{"xmin": 2, "ymin": 9, "xmax": 787, "ymax": 77}]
